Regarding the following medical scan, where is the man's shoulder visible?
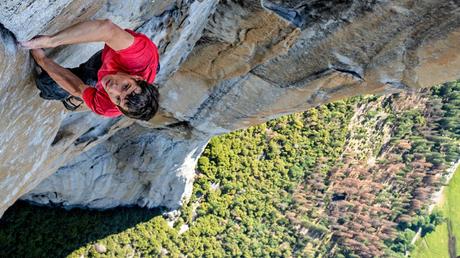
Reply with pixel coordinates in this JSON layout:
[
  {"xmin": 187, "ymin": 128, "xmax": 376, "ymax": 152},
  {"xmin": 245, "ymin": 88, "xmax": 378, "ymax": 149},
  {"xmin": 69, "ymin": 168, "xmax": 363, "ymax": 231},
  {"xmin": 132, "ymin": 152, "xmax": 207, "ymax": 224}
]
[{"xmin": 124, "ymin": 29, "xmax": 151, "ymax": 40}]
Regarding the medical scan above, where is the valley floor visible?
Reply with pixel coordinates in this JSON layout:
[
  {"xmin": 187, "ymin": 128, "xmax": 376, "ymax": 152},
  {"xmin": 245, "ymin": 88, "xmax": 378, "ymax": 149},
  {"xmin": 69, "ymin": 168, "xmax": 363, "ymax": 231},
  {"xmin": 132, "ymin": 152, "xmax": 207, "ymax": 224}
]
[{"xmin": 412, "ymin": 165, "xmax": 460, "ymax": 258}]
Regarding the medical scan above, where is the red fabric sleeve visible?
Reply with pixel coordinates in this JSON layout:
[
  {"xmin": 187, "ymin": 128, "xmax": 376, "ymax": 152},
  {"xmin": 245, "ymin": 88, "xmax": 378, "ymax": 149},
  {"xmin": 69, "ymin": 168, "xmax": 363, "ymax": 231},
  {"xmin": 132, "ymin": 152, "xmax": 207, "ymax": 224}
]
[
  {"xmin": 82, "ymin": 87, "xmax": 122, "ymax": 117},
  {"xmin": 115, "ymin": 30, "xmax": 159, "ymax": 72}
]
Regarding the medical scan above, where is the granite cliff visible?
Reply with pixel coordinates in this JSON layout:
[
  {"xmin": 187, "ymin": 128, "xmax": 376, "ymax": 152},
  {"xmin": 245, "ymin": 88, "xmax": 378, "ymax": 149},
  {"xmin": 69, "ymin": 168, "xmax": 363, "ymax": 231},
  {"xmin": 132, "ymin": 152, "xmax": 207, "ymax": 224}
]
[{"xmin": 0, "ymin": 0, "xmax": 459, "ymax": 217}]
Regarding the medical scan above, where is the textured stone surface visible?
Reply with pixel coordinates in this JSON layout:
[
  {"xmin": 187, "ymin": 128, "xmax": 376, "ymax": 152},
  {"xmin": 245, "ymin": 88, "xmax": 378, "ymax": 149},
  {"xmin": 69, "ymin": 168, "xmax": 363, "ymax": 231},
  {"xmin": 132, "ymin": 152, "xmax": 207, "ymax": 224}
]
[
  {"xmin": 0, "ymin": 24, "xmax": 64, "ymax": 215},
  {"xmin": 25, "ymin": 124, "xmax": 208, "ymax": 209},
  {"xmin": 0, "ymin": 0, "xmax": 459, "ymax": 217},
  {"xmin": 0, "ymin": 0, "xmax": 217, "ymax": 216}
]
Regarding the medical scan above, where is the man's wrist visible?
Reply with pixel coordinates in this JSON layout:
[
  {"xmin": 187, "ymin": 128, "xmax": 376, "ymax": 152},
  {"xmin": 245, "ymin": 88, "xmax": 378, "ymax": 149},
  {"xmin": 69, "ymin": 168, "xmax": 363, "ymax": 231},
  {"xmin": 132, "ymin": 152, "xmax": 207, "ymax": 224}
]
[
  {"xmin": 48, "ymin": 35, "xmax": 59, "ymax": 48},
  {"xmin": 37, "ymin": 56, "xmax": 49, "ymax": 67}
]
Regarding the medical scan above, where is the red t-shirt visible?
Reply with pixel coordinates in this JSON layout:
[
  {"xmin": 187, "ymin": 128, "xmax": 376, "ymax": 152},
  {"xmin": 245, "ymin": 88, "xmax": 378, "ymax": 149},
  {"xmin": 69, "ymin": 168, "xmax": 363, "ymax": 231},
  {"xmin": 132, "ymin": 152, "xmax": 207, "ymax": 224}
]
[{"xmin": 82, "ymin": 29, "xmax": 159, "ymax": 117}]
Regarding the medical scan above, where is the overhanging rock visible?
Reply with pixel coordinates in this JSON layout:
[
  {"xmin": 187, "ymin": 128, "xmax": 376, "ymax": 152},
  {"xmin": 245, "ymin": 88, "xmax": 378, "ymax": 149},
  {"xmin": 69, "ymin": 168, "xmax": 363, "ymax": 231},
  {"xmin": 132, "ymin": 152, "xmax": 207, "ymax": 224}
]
[{"xmin": 0, "ymin": 0, "xmax": 458, "ymax": 217}]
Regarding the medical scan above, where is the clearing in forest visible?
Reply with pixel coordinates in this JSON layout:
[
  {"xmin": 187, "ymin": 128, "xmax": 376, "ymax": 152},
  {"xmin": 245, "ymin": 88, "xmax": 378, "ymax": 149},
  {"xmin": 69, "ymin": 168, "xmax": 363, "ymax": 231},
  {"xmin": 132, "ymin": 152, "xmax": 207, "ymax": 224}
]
[{"xmin": 412, "ymin": 166, "xmax": 460, "ymax": 258}]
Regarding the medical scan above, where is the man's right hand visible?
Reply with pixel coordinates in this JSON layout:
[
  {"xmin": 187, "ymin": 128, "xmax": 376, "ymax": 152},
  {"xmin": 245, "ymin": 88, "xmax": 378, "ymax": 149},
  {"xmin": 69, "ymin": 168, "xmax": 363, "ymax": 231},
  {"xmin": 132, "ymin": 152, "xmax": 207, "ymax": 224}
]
[{"xmin": 20, "ymin": 35, "xmax": 54, "ymax": 49}]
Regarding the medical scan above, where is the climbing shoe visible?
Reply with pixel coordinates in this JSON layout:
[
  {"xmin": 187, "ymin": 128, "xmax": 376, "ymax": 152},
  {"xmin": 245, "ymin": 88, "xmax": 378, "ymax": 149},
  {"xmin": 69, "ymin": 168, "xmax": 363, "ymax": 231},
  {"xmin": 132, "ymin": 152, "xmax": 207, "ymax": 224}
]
[{"xmin": 62, "ymin": 96, "xmax": 83, "ymax": 111}]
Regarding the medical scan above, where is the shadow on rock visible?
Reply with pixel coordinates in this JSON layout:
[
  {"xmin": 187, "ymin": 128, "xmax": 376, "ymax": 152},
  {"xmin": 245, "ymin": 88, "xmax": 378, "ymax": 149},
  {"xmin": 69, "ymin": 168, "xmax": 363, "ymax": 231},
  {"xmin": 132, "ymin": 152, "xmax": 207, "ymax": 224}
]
[{"xmin": 0, "ymin": 201, "xmax": 164, "ymax": 258}]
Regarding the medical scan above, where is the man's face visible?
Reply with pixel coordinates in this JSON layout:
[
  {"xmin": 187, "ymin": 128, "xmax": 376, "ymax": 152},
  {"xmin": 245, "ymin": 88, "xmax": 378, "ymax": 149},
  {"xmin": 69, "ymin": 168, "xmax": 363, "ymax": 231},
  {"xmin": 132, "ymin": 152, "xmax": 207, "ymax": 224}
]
[{"xmin": 101, "ymin": 72, "xmax": 142, "ymax": 109}]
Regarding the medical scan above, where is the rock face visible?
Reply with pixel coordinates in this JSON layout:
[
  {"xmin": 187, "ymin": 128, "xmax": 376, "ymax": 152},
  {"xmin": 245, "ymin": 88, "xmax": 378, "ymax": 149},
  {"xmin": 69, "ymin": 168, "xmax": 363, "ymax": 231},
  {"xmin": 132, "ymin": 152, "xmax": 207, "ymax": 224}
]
[
  {"xmin": 0, "ymin": 0, "xmax": 459, "ymax": 217},
  {"xmin": 26, "ymin": 124, "xmax": 208, "ymax": 209}
]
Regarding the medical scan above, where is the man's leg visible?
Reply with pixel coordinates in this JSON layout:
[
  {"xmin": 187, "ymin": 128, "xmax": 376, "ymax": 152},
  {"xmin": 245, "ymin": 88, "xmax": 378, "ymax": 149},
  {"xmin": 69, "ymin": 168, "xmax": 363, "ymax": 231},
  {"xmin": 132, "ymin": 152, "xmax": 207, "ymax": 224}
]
[
  {"xmin": 35, "ymin": 51, "xmax": 102, "ymax": 110},
  {"xmin": 35, "ymin": 70, "xmax": 71, "ymax": 100},
  {"xmin": 69, "ymin": 50, "xmax": 102, "ymax": 86}
]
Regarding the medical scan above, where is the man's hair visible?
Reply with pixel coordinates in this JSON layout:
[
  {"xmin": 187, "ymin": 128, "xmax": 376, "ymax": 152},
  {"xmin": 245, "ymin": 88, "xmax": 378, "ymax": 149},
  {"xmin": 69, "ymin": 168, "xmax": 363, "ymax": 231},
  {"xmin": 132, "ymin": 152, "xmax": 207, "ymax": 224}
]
[{"xmin": 118, "ymin": 80, "xmax": 160, "ymax": 121}]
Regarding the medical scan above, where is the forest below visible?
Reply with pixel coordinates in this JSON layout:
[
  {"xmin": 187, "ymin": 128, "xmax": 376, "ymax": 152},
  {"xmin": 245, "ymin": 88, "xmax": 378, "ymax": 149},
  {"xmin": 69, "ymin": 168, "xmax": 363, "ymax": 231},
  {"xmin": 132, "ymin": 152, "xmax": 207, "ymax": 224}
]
[{"xmin": 0, "ymin": 80, "xmax": 459, "ymax": 257}]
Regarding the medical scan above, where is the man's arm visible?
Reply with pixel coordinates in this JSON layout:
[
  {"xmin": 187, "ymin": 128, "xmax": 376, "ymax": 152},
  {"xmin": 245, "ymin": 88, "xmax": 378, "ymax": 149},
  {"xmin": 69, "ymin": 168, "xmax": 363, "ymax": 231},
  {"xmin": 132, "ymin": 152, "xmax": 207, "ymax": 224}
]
[
  {"xmin": 31, "ymin": 49, "xmax": 88, "ymax": 98},
  {"xmin": 21, "ymin": 19, "xmax": 134, "ymax": 51}
]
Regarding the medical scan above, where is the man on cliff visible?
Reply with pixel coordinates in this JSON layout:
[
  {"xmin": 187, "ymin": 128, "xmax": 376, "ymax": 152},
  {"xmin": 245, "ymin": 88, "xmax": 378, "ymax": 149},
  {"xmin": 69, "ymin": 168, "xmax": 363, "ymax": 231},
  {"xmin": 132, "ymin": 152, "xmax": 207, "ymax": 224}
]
[{"xmin": 21, "ymin": 19, "xmax": 160, "ymax": 121}]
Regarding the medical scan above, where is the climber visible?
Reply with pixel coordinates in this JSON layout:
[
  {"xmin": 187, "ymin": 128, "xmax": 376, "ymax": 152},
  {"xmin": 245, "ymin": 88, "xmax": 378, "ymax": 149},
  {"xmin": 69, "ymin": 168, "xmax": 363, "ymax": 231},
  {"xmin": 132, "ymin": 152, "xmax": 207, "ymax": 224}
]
[{"xmin": 20, "ymin": 19, "xmax": 160, "ymax": 121}]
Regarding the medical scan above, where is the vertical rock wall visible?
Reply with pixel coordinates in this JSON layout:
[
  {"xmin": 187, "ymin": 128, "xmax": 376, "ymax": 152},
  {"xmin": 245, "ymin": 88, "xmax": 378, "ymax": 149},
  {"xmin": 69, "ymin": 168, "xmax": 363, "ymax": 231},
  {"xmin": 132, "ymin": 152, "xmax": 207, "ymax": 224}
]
[
  {"xmin": 0, "ymin": 25, "xmax": 63, "ymax": 213},
  {"xmin": 0, "ymin": 0, "xmax": 218, "ymax": 216},
  {"xmin": 0, "ymin": 0, "xmax": 459, "ymax": 217},
  {"xmin": 25, "ymin": 124, "xmax": 209, "ymax": 209}
]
